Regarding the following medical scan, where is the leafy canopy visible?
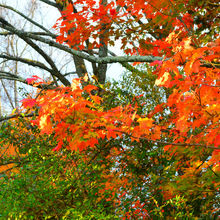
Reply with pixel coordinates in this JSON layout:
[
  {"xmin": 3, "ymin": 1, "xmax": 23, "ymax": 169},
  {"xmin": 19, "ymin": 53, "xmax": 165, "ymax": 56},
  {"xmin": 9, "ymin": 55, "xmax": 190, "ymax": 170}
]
[{"xmin": 0, "ymin": 0, "xmax": 219, "ymax": 219}]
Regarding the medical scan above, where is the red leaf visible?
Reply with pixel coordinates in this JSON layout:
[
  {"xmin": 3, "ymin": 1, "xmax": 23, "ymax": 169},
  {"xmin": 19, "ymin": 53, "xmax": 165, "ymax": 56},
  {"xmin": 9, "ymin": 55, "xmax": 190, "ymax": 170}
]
[
  {"xmin": 214, "ymin": 134, "xmax": 220, "ymax": 148},
  {"xmin": 21, "ymin": 98, "xmax": 37, "ymax": 108},
  {"xmin": 110, "ymin": 9, "xmax": 116, "ymax": 16},
  {"xmin": 52, "ymin": 141, "xmax": 63, "ymax": 152},
  {"xmin": 84, "ymin": 85, "xmax": 98, "ymax": 93},
  {"xmin": 26, "ymin": 75, "xmax": 42, "ymax": 84},
  {"xmin": 164, "ymin": 145, "xmax": 172, "ymax": 152},
  {"xmin": 150, "ymin": 60, "xmax": 162, "ymax": 67}
]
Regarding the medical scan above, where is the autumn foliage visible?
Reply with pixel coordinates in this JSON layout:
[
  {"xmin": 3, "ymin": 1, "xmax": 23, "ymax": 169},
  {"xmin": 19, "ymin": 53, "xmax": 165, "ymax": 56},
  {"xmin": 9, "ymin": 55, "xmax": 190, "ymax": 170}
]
[{"xmin": 0, "ymin": 0, "xmax": 219, "ymax": 219}]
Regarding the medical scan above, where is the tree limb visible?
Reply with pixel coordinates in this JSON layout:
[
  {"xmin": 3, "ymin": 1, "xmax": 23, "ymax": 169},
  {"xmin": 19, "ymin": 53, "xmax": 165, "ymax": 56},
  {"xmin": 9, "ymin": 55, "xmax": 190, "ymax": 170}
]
[
  {"xmin": 0, "ymin": 4, "xmax": 53, "ymax": 35},
  {"xmin": 39, "ymin": 0, "xmax": 59, "ymax": 9},
  {"xmin": 0, "ymin": 18, "xmax": 70, "ymax": 86},
  {"xmin": 0, "ymin": 79, "xmax": 15, "ymax": 109},
  {"xmin": 0, "ymin": 54, "xmax": 53, "ymax": 73},
  {"xmin": 0, "ymin": 31, "xmax": 56, "ymax": 38},
  {"xmin": 108, "ymin": 129, "xmax": 220, "ymax": 150},
  {"xmin": 0, "ymin": 71, "xmax": 27, "ymax": 83},
  {"xmin": 108, "ymin": 50, "xmax": 155, "ymax": 80},
  {"xmin": 0, "ymin": 112, "xmax": 35, "ymax": 123},
  {"xmin": 0, "ymin": 19, "xmax": 164, "ymax": 64}
]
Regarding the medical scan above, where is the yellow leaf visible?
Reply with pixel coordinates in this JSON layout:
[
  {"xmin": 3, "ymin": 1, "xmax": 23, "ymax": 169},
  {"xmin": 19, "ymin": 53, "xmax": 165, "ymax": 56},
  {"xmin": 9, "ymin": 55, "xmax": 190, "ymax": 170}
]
[
  {"xmin": 155, "ymin": 72, "xmax": 170, "ymax": 86},
  {"xmin": 137, "ymin": 117, "xmax": 153, "ymax": 127}
]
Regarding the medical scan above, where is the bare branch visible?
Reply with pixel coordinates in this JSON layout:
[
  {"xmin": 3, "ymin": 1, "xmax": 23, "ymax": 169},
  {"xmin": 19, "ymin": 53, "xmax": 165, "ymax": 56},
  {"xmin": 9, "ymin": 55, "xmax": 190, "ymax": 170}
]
[
  {"xmin": 0, "ymin": 71, "xmax": 57, "ymax": 91},
  {"xmin": 0, "ymin": 71, "xmax": 27, "ymax": 83},
  {"xmin": 108, "ymin": 50, "xmax": 154, "ymax": 80},
  {"xmin": 0, "ymin": 4, "xmax": 53, "ymax": 35},
  {"xmin": 63, "ymin": 71, "xmax": 77, "ymax": 77},
  {"xmin": 0, "ymin": 19, "xmax": 164, "ymax": 65},
  {"xmin": 0, "ymin": 112, "xmax": 35, "ymax": 123},
  {"xmin": 0, "ymin": 79, "xmax": 15, "ymax": 109},
  {"xmin": 0, "ymin": 31, "xmax": 56, "ymax": 38},
  {"xmin": 0, "ymin": 18, "xmax": 70, "ymax": 86},
  {"xmin": 0, "ymin": 54, "xmax": 53, "ymax": 73},
  {"xmin": 39, "ymin": 0, "xmax": 59, "ymax": 9}
]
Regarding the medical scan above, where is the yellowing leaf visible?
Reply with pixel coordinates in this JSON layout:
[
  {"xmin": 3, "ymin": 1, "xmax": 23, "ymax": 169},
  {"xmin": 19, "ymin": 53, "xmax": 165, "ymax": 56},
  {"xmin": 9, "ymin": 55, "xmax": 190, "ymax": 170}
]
[
  {"xmin": 83, "ymin": 73, "xmax": 89, "ymax": 82},
  {"xmin": 137, "ymin": 117, "xmax": 153, "ymax": 128},
  {"xmin": 71, "ymin": 78, "xmax": 80, "ymax": 91},
  {"xmin": 39, "ymin": 115, "xmax": 52, "ymax": 134},
  {"xmin": 155, "ymin": 72, "xmax": 170, "ymax": 86},
  {"xmin": 176, "ymin": 116, "xmax": 189, "ymax": 132}
]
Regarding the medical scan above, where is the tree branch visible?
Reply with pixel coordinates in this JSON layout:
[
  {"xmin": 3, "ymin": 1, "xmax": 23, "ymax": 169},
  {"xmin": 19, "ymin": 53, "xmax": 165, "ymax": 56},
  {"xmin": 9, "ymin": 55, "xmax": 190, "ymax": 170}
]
[
  {"xmin": 39, "ymin": 0, "xmax": 59, "ymax": 9},
  {"xmin": 0, "ymin": 71, "xmax": 27, "ymax": 83},
  {"xmin": 0, "ymin": 20, "xmax": 163, "ymax": 64},
  {"xmin": 0, "ymin": 54, "xmax": 53, "ymax": 73},
  {"xmin": 108, "ymin": 50, "xmax": 155, "ymax": 80},
  {"xmin": 96, "ymin": 0, "xmax": 108, "ymax": 84},
  {"xmin": 107, "ymin": 129, "xmax": 220, "ymax": 150},
  {"xmin": 0, "ymin": 71, "xmax": 57, "ymax": 90},
  {"xmin": 0, "ymin": 112, "xmax": 35, "ymax": 123},
  {"xmin": 0, "ymin": 79, "xmax": 15, "ymax": 109},
  {"xmin": 0, "ymin": 18, "xmax": 70, "ymax": 86},
  {"xmin": 0, "ymin": 31, "xmax": 56, "ymax": 38},
  {"xmin": 0, "ymin": 4, "xmax": 53, "ymax": 35}
]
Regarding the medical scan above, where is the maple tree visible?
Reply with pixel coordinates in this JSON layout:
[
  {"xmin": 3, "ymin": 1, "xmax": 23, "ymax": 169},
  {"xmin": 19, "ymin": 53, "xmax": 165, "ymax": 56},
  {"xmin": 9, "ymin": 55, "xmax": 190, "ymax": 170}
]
[{"xmin": 0, "ymin": 0, "xmax": 220, "ymax": 219}]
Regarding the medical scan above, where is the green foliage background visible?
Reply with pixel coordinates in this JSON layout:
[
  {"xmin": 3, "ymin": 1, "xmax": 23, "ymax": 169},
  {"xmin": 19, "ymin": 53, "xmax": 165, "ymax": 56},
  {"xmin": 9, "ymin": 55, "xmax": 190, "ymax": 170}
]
[{"xmin": 0, "ymin": 70, "xmax": 219, "ymax": 219}]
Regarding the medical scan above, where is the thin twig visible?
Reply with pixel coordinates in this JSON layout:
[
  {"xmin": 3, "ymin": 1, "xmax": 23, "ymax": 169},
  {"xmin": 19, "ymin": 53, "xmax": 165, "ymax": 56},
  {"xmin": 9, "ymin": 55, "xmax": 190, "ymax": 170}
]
[
  {"xmin": 108, "ymin": 128, "xmax": 220, "ymax": 150},
  {"xmin": 0, "ymin": 4, "xmax": 53, "ymax": 35},
  {"xmin": 0, "ymin": 112, "xmax": 35, "ymax": 123}
]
